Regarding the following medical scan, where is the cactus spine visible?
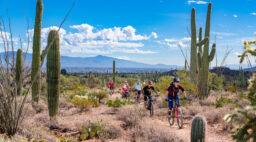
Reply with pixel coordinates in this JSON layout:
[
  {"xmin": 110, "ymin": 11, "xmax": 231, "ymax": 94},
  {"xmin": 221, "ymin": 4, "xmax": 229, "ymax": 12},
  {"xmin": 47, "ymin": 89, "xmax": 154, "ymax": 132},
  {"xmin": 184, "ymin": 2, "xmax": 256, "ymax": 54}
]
[
  {"xmin": 191, "ymin": 115, "xmax": 206, "ymax": 142},
  {"xmin": 113, "ymin": 60, "xmax": 116, "ymax": 83},
  {"xmin": 47, "ymin": 30, "xmax": 60, "ymax": 126},
  {"xmin": 190, "ymin": 3, "xmax": 216, "ymax": 99},
  {"xmin": 31, "ymin": 0, "xmax": 43, "ymax": 104},
  {"xmin": 16, "ymin": 49, "xmax": 23, "ymax": 96}
]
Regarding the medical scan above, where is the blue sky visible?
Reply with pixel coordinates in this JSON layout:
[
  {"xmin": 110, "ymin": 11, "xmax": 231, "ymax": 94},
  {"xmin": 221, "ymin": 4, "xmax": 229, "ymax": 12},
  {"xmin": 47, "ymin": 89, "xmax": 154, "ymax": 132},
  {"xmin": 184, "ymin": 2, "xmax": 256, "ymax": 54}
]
[{"xmin": 1, "ymin": 0, "xmax": 256, "ymax": 67}]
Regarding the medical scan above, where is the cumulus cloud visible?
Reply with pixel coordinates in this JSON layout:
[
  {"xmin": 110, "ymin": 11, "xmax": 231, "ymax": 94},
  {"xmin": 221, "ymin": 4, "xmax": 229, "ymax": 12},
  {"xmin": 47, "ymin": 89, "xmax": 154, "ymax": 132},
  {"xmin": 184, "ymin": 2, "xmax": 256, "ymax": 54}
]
[
  {"xmin": 233, "ymin": 14, "xmax": 238, "ymax": 18},
  {"xmin": 187, "ymin": 0, "xmax": 207, "ymax": 5},
  {"xmin": 27, "ymin": 24, "xmax": 157, "ymax": 55},
  {"xmin": 159, "ymin": 37, "xmax": 190, "ymax": 49}
]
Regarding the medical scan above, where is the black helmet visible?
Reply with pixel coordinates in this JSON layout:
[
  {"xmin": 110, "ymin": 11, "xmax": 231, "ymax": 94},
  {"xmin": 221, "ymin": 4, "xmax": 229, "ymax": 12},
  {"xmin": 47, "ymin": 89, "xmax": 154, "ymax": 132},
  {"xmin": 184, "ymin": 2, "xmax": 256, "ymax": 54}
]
[{"xmin": 173, "ymin": 77, "xmax": 180, "ymax": 83}]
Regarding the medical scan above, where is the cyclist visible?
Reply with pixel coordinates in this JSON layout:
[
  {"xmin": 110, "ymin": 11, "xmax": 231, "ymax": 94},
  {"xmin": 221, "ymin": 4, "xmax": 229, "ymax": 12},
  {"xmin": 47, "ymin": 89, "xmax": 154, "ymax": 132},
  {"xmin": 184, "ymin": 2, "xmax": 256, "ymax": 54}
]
[
  {"xmin": 143, "ymin": 81, "xmax": 158, "ymax": 109},
  {"xmin": 122, "ymin": 81, "xmax": 130, "ymax": 98},
  {"xmin": 108, "ymin": 80, "xmax": 114, "ymax": 95},
  {"xmin": 165, "ymin": 77, "xmax": 187, "ymax": 118},
  {"xmin": 133, "ymin": 79, "xmax": 143, "ymax": 104}
]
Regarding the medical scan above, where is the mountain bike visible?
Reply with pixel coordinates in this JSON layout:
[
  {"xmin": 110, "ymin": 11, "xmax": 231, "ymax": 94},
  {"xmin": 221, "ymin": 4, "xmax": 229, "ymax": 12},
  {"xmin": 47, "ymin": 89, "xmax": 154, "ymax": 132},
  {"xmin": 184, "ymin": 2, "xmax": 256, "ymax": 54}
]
[
  {"xmin": 167, "ymin": 98, "xmax": 184, "ymax": 129},
  {"xmin": 134, "ymin": 90, "xmax": 141, "ymax": 104},
  {"xmin": 122, "ymin": 90, "xmax": 130, "ymax": 99},
  {"xmin": 146, "ymin": 95, "xmax": 154, "ymax": 117}
]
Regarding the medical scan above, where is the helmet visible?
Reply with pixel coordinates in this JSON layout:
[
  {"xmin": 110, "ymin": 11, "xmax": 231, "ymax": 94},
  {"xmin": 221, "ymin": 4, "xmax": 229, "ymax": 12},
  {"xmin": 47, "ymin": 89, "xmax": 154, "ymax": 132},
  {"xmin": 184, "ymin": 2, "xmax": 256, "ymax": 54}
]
[
  {"xmin": 147, "ymin": 80, "xmax": 152, "ymax": 85},
  {"xmin": 173, "ymin": 77, "xmax": 180, "ymax": 83},
  {"xmin": 124, "ymin": 81, "xmax": 128, "ymax": 83},
  {"xmin": 110, "ymin": 80, "xmax": 113, "ymax": 82},
  {"xmin": 136, "ymin": 79, "xmax": 140, "ymax": 82}
]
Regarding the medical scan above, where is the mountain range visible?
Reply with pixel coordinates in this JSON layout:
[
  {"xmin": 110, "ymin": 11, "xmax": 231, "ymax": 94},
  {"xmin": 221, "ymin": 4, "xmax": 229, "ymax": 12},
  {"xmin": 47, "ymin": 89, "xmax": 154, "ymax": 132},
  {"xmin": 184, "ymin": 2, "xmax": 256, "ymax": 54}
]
[{"xmin": 0, "ymin": 52, "xmax": 179, "ymax": 72}]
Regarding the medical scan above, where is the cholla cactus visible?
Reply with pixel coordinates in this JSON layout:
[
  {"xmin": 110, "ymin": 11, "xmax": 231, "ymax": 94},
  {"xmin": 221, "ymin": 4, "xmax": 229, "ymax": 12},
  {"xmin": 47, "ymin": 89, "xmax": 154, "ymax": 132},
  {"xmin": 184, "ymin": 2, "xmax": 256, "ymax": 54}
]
[
  {"xmin": 191, "ymin": 115, "xmax": 207, "ymax": 142},
  {"xmin": 224, "ymin": 106, "xmax": 256, "ymax": 141},
  {"xmin": 239, "ymin": 40, "xmax": 256, "ymax": 63}
]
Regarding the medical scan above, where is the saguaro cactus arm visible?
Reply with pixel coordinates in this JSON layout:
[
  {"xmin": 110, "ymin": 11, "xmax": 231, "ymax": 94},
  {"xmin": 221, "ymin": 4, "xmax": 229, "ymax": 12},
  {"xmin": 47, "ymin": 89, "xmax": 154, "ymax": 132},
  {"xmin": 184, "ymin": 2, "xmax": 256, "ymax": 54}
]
[{"xmin": 209, "ymin": 43, "xmax": 216, "ymax": 61}]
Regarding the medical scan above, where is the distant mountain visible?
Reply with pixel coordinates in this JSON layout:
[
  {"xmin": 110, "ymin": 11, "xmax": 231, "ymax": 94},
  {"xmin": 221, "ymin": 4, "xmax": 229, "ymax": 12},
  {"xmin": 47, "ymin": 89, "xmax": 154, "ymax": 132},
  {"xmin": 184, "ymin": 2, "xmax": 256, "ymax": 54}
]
[{"xmin": 0, "ymin": 52, "xmax": 179, "ymax": 72}]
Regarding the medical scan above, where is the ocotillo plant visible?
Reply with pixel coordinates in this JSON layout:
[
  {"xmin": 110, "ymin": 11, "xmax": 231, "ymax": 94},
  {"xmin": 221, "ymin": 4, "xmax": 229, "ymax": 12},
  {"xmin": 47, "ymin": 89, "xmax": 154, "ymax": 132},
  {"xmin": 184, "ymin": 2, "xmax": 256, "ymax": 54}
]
[
  {"xmin": 113, "ymin": 60, "xmax": 116, "ymax": 82},
  {"xmin": 190, "ymin": 3, "xmax": 216, "ymax": 99},
  {"xmin": 16, "ymin": 49, "xmax": 23, "ymax": 96},
  {"xmin": 46, "ymin": 30, "xmax": 60, "ymax": 126},
  {"xmin": 191, "ymin": 115, "xmax": 206, "ymax": 142},
  {"xmin": 31, "ymin": 0, "xmax": 43, "ymax": 105}
]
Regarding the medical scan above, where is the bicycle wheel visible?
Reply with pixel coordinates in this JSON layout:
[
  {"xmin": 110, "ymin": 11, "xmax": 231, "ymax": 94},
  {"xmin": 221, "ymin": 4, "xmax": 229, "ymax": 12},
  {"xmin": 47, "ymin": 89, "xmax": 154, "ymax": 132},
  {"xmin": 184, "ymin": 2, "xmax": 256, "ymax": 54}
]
[
  {"xmin": 168, "ymin": 110, "xmax": 174, "ymax": 126},
  {"xmin": 177, "ymin": 108, "xmax": 183, "ymax": 129},
  {"xmin": 150, "ymin": 101, "xmax": 154, "ymax": 117}
]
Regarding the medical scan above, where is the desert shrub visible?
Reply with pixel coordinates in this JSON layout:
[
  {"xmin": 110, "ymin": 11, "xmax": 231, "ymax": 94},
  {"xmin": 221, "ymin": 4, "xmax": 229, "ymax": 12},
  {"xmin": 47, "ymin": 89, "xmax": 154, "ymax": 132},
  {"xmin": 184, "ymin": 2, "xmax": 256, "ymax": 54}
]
[
  {"xmin": 60, "ymin": 75, "xmax": 80, "ymax": 88},
  {"xmin": 57, "ymin": 137, "xmax": 73, "ymax": 142},
  {"xmin": 209, "ymin": 73, "xmax": 224, "ymax": 90},
  {"xmin": 87, "ymin": 93, "xmax": 100, "ymax": 107},
  {"xmin": 215, "ymin": 96, "xmax": 233, "ymax": 108},
  {"xmin": 105, "ymin": 97, "xmax": 136, "ymax": 107},
  {"xmin": 131, "ymin": 118, "xmax": 184, "ymax": 142},
  {"xmin": 117, "ymin": 106, "xmax": 146, "ymax": 128},
  {"xmin": 89, "ymin": 91, "xmax": 108, "ymax": 103},
  {"xmin": 176, "ymin": 70, "xmax": 198, "ymax": 95},
  {"xmin": 71, "ymin": 96, "xmax": 92, "ymax": 111},
  {"xmin": 224, "ymin": 85, "xmax": 238, "ymax": 93},
  {"xmin": 79, "ymin": 120, "xmax": 120, "ymax": 141}
]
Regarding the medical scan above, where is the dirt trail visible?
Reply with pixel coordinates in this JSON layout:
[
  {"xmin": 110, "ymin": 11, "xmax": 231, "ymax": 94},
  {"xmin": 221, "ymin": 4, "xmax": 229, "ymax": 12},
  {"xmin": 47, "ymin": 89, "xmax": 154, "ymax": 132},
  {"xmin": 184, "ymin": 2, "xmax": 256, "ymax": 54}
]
[
  {"xmin": 19, "ymin": 90, "xmax": 234, "ymax": 142},
  {"xmin": 107, "ymin": 90, "xmax": 234, "ymax": 142}
]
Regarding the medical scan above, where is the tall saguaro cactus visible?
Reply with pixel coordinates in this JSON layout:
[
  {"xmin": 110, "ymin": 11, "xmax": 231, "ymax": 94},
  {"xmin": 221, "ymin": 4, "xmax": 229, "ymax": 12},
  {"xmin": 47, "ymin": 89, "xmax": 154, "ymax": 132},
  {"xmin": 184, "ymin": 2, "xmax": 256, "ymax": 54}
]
[
  {"xmin": 191, "ymin": 116, "xmax": 206, "ymax": 142},
  {"xmin": 113, "ymin": 60, "xmax": 116, "ymax": 83},
  {"xmin": 190, "ymin": 3, "xmax": 216, "ymax": 99},
  {"xmin": 16, "ymin": 49, "xmax": 23, "ymax": 96},
  {"xmin": 190, "ymin": 7, "xmax": 197, "ymax": 84},
  {"xmin": 31, "ymin": 0, "xmax": 43, "ymax": 105},
  {"xmin": 47, "ymin": 30, "xmax": 60, "ymax": 126}
]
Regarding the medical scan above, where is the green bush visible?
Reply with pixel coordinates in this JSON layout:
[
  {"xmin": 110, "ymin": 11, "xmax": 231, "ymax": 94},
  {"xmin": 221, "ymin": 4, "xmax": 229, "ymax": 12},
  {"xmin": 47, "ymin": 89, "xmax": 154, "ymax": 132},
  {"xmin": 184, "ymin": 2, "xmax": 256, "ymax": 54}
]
[
  {"xmin": 89, "ymin": 91, "xmax": 108, "ymax": 103},
  {"xmin": 71, "ymin": 96, "xmax": 92, "ymax": 111},
  {"xmin": 105, "ymin": 97, "xmax": 135, "ymax": 107},
  {"xmin": 80, "ymin": 120, "xmax": 110, "ymax": 141},
  {"xmin": 87, "ymin": 93, "xmax": 100, "ymax": 107},
  {"xmin": 209, "ymin": 73, "xmax": 224, "ymax": 90},
  {"xmin": 215, "ymin": 96, "xmax": 233, "ymax": 108}
]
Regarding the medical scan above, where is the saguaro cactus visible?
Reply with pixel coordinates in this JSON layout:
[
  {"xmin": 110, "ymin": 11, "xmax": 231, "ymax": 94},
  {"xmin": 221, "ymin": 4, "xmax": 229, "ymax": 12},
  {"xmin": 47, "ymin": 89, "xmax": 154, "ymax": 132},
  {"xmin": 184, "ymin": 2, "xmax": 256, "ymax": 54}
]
[
  {"xmin": 190, "ymin": 3, "xmax": 216, "ymax": 99},
  {"xmin": 197, "ymin": 3, "xmax": 216, "ymax": 99},
  {"xmin": 113, "ymin": 60, "xmax": 116, "ymax": 82},
  {"xmin": 47, "ymin": 30, "xmax": 60, "ymax": 126},
  {"xmin": 191, "ymin": 115, "xmax": 206, "ymax": 142},
  {"xmin": 16, "ymin": 49, "xmax": 23, "ymax": 96},
  {"xmin": 31, "ymin": 0, "xmax": 43, "ymax": 105}
]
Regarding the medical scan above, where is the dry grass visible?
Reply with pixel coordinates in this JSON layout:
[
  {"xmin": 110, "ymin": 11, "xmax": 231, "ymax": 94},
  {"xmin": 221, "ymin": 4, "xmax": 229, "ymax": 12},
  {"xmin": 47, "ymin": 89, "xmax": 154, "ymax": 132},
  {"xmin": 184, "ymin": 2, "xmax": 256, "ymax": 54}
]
[
  {"xmin": 117, "ymin": 105, "xmax": 147, "ymax": 129},
  {"xmin": 130, "ymin": 118, "xmax": 186, "ymax": 142}
]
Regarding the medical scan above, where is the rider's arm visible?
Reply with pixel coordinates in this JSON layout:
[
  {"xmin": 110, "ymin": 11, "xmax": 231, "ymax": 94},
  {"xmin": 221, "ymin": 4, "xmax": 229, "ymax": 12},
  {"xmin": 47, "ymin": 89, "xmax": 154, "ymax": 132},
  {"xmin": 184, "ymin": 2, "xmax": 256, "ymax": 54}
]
[{"xmin": 179, "ymin": 84, "xmax": 187, "ymax": 97}]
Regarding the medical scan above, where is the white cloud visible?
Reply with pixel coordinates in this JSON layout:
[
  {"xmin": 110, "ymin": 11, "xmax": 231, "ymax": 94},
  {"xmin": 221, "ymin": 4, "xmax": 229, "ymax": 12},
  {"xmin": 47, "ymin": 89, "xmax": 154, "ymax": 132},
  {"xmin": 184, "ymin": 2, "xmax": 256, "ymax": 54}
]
[
  {"xmin": 233, "ymin": 14, "xmax": 238, "ymax": 18},
  {"xmin": 187, "ymin": 0, "xmax": 207, "ymax": 5},
  {"xmin": 27, "ymin": 24, "xmax": 157, "ymax": 55},
  {"xmin": 212, "ymin": 32, "xmax": 237, "ymax": 36},
  {"xmin": 160, "ymin": 37, "xmax": 190, "ymax": 49},
  {"xmin": 250, "ymin": 12, "xmax": 256, "ymax": 15}
]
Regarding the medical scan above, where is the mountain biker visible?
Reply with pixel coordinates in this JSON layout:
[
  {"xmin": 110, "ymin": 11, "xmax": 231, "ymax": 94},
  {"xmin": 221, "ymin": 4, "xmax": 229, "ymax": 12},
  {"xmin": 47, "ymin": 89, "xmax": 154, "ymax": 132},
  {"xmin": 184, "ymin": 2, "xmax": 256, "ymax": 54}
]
[
  {"xmin": 108, "ymin": 80, "xmax": 114, "ymax": 94},
  {"xmin": 143, "ymin": 81, "xmax": 158, "ymax": 109},
  {"xmin": 133, "ymin": 79, "xmax": 143, "ymax": 103},
  {"xmin": 165, "ymin": 77, "xmax": 187, "ymax": 118},
  {"xmin": 122, "ymin": 81, "xmax": 130, "ymax": 98}
]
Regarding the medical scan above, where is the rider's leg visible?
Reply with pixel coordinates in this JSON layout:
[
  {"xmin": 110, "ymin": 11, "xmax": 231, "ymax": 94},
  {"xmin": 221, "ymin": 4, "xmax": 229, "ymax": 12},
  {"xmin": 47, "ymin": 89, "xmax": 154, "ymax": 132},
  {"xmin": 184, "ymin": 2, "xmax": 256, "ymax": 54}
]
[
  {"xmin": 144, "ymin": 95, "xmax": 147, "ymax": 108},
  {"xmin": 138, "ymin": 91, "xmax": 141, "ymax": 103},
  {"xmin": 175, "ymin": 95, "xmax": 182, "ymax": 113},
  {"xmin": 168, "ymin": 96, "xmax": 174, "ymax": 117}
]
